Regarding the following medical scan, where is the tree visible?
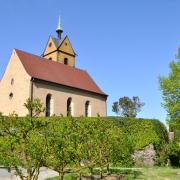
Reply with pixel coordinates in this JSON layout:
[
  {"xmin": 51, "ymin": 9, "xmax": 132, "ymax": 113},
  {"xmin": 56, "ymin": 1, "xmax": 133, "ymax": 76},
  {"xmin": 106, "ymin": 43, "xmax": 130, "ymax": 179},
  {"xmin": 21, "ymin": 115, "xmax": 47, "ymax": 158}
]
[
  {"xmin": 159, "ymin": 49, "xmax": 180, "ymax": 139},
  {"xmin": 24, "ymin": 98, "xmax": 45, "ymax": 117},
  {"xmin": 46, "ymin": 116, "xmax": 74, "ymax": 180},
  {"xmin": 68, "ymin": 117, "xmax": 88, "ymax": 180},
  {"xmin": 87, "ymin": 118, "xmax": 114, "ymax": 178},
  {"xmin": 0, "ymin": 99, "xmax": 48, "ymax": 180},
  {"xmin": 112, "ymin": 96, "xmax": 144, "ymax": 117}
]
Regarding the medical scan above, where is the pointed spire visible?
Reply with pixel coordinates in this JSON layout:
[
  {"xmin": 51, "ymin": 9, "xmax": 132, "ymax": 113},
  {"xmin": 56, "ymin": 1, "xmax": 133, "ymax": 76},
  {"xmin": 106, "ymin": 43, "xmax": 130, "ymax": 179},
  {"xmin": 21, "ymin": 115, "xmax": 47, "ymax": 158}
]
[
  {"xmin": 56, "ymin": 16, "xmax": 63, "ymax": 32},
  {"xmin": 56, "ymin": 16, "xmax": 63, "ymax": 39}
]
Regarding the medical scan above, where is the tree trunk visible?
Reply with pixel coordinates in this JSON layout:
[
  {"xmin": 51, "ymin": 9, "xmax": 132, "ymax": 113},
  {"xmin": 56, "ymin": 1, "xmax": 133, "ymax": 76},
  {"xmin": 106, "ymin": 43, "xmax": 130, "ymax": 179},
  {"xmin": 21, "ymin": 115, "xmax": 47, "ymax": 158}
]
[
  {"xmin": 27, "ymin": 168, "xmax": 32, "ymax": 180},
  {"xmin": 107, "ymin": 164, "xmax": 110, "ymax": 174},
  {"xmin": 100, "ymin": 168, "xmax": 103, "ymax": 179},
  {"xmin": 60, "ymin": 172, "xmax": 64, "ymax": 180},
  {"xmin": 89, "ymin": 167, "xmax": 93, "ymax": 179},
  {"xmin": 33, "ymin": 168, "xmax": 40, "ymax": 180},
  {"xmin": 78, "ymin": 171, "xmax": 82, "ymax": 180},
  {"xmin": 61, "ymin": 174, "xmax": 64, "ymax": 180},
  {"xmin": 15, "ymin": 167, "xmax": 24, "ymax": 180},
  {"xmin": 77, "ymin": 161, "xmax": 81, "ymax": 180}
]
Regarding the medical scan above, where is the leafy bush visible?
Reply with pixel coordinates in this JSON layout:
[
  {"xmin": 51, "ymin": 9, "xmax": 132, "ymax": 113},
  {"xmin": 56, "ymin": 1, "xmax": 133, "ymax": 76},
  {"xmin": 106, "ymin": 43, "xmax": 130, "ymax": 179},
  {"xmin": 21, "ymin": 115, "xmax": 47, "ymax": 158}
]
[
  {"xmin": 0, "ymin": 114, "xmax": 168, "ymax": 180},
  {"xmin": 166, "ymin": 141, "xmax": 180, "ymax": 166},
  {"xmin": 169, "ymin": 118, "xmax": 180, "ymax": 142},
  {"xmin": 108, "ymin": 117, "xmax": 168, "ymax": 150},
  {"xmin": 107, "ymin": 117, "xmax": 169, "ymax": 166}
]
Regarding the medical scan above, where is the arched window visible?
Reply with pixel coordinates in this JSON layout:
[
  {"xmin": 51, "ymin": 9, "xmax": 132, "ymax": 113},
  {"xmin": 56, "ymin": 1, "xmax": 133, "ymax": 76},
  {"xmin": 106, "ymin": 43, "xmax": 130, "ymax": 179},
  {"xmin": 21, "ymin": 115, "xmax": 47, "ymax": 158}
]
[
  {"xmin": 46, "ymin": 94, "xmax": 53, "ymax": 117},
  {"xmin": 85, "ymin": 101, "xmax": 91, "ymax": 117},
  {"xmin": 64, "ymin": 58, "xmax": 68, "ymax": 65},
  {"xmin": 49, "ymin": 57, "xmax": 52, "ymax": 60},
  {"xmin": 67, "ymin": 97, "xmax": 72, "ymax": 116}
]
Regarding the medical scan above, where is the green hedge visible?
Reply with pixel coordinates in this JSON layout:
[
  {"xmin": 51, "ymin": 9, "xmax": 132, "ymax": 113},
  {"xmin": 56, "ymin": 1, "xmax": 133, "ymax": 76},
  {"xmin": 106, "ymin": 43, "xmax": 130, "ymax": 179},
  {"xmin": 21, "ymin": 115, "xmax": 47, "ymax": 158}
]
[
  {"xmin": 0, "ymin": 115, "xmax": 169, "ymax": 180},
  {"xmin": 107, "ymin": 117, "xmax": 168, "ymax": 150},
  {"xmin": 44, "ymin": 116, "xmax": 168, "ymax": 151}
]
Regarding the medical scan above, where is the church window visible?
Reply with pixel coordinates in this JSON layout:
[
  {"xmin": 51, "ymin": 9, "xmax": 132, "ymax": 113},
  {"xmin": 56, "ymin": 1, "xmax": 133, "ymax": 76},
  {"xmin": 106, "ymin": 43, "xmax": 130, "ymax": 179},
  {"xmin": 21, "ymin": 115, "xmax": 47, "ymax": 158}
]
[
  {"xmin": 11, "ymin": 78, "xmax": 14, "ymax": 85},
  {"xmin": 49, "ymin": 42, "xmax": 52, "ymax": 47},
  {"xmin": 67, "ymin": 97, "xmax": 72, "ymax": 116},
  {"xmin": 46, "ymin": 94, "xmax": 53, "ymax": 117},
  {"xmin": 9, "ymin": 92, "xmax": 13, "ymax": 99},
  {"xmin": 85, "ymin": 101, "xmax": 91, "ymax": 117},
  {"xmin": 64, "ymin": 58, "xmax": 68, "ymax": 65}
]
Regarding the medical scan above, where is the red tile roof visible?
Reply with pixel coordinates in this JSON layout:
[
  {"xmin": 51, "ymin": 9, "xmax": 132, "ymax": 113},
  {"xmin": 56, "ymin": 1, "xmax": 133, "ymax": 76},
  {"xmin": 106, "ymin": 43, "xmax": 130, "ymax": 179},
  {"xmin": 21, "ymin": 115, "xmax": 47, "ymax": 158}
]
[{"xmin": 15, "ymin": 49, "xmax": 107, "ymax": 96}]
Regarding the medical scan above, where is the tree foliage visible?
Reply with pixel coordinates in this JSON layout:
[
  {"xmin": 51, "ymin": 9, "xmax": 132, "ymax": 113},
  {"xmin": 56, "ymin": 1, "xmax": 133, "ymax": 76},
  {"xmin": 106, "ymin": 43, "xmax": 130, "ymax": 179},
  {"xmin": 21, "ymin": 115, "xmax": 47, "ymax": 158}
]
[
  {"xmin": 0, "ymin": 99, "xmax": 168, "ymax": 179},
  {"xmin": 45, "ymin": 116, "xmax": 74, "ymax": 180},
  {"xmin": 112, "ymin": 96, "xmax": 145, "ymax": 117},
  {"xmin": 0, "ymin": 99, "xmax": 47, "ymax": 180},
  {"xmin": 166, "ymin": 141, "xmax": 180, "ymax": 166},
  {"xmin": 24, "ymin": 98, "xmax": 45, "ymax": 117},
  {"xmin": 159, "ymin": 48, "xmax": 180, "ymax": 140}
]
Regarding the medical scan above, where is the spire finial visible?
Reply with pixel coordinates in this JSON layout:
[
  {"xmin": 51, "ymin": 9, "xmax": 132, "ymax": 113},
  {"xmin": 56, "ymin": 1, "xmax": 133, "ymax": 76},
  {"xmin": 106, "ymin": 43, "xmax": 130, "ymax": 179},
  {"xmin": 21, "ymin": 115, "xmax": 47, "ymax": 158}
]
[{"xmin": 56, "ymin": 16, "xmax": 63, "ymax": 39}]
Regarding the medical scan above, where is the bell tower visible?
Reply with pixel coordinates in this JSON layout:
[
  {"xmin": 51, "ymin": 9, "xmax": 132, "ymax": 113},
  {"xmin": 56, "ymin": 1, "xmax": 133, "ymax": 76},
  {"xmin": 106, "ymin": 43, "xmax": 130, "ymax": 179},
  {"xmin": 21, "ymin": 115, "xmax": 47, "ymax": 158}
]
[{"xmin": 43, "ymin": 17, "xmax": 76, "ymax": 67}]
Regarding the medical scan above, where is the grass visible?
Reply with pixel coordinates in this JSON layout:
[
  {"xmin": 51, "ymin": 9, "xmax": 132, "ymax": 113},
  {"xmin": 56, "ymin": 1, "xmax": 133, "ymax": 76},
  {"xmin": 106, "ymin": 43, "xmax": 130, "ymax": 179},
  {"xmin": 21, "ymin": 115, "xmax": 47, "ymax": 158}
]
[
  {"xmin": 46, "ymin": 167, "xmax": 180, "ymax": 180},
  {"xmin": 129, "ymin": 167, "xmax": 180, "ymax": 180},
  {"xmin": 46, "ymin": 173, "xmax": 76, "ymax": 180}
]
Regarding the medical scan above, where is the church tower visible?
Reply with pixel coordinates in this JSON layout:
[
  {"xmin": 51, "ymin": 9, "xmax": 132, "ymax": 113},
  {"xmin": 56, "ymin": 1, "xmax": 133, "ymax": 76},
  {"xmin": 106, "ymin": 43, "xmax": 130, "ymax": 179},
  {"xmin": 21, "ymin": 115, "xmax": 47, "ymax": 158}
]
[{"xmin": 43, "ymin": 17, "xmax": 76, "ymax": 67}]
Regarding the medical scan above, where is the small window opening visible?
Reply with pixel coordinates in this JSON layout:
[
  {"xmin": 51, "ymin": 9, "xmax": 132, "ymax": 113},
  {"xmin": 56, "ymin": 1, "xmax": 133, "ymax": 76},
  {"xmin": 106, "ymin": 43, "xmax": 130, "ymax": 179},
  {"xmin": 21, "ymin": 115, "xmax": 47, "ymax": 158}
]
[
  {"xmin": 64, "ymin": 58, "xmax": 68, "ymax": 65},
  {"xmin": 9, "ymin": 92, "xmax": 13, "ymax": 99},
  {"xmin": 11, "ymin": 78, "xmax": 14, "ymax": 85},
  {"xmin": 49, "ymin": 57, "xmax": 52, "ymax": 60},
  {"xmin": 49, "ymin": 42, "xmax": 52, "ymax": 47}
]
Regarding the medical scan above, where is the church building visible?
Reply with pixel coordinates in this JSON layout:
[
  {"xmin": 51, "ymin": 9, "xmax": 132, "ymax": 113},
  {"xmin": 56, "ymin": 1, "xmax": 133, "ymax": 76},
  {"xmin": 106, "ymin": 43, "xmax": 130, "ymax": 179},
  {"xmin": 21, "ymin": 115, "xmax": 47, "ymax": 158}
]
[{"xmin": 0, "ymin": 18, "xmax": 107, "ymax": 117}]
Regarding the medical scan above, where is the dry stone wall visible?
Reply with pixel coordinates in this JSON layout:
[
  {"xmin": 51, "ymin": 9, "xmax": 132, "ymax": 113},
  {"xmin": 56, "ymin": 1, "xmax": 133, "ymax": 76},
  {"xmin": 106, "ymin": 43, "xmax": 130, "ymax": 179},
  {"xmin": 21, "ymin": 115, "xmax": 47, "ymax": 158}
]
[{"xmin": 132, "ymin": 144, "xmax": 156, "ymax": 166}]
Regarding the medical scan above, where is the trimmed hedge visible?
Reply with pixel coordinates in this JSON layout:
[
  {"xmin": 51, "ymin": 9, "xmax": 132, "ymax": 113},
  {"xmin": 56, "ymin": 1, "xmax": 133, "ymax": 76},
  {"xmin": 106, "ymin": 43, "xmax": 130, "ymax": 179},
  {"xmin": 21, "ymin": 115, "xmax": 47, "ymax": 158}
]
[
  {"xmin": 0, "ymin": 115, "xmax": 168, "ymax": 171},
  {"xmin": 107, "ymin": 117, "xmax": 168, "ymax": 150},
  {"xmin": 107, "ymin": 117, "xmax": 169, "ymax": 166}
]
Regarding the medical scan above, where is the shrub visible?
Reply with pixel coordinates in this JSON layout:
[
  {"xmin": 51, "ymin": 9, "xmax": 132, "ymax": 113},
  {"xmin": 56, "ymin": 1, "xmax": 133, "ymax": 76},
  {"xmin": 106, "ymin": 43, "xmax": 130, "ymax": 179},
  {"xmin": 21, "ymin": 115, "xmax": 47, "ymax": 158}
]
[
  {"xmin": 166, "ymin": 141, "xmax": 180, "ymax": 166},
  {"xmin": 107, "ymin": 117, "xmax": 168, "ymax": 166},
  {"xmin": 0, "ymin": 115, "xmax": 168, "ymax": 180},
  {"xmin": 108, "ymin": 117, "xmax": 168, "ymax": 150}
]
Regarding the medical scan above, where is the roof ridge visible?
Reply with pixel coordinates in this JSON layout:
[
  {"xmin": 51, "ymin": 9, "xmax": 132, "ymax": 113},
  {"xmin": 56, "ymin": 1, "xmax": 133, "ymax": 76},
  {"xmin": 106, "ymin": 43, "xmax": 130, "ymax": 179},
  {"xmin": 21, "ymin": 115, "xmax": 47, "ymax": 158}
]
[
  {"xmin": 51, "ymin": 36, "xmax": 65, "ymax": 47},
  {"xmin": 14, "ymin": 48, "xmax": 84, "ymax": 71},
  {"xmin": 14, "ymin": 48, "xmax": 107, "ymax": 96},
  {"xmin": 15, "ymin": 48, "xmax": 45, "ymax": 60}
]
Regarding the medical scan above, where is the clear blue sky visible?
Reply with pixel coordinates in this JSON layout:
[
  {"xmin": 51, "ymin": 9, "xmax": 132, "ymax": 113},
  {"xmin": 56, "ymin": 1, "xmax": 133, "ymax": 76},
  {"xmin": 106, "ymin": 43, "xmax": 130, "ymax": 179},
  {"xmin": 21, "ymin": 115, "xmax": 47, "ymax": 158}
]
[{"xmin": 0, "ymin": 0, "xmax": 179, "ymax": 124}]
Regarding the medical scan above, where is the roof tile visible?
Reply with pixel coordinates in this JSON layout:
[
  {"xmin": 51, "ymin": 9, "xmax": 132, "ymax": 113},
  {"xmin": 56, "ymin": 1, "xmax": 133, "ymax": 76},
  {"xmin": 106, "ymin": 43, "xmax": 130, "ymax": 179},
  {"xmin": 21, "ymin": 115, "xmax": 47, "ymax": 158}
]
[{"xmin": 15, "ymin": 49, "xmax": 107, "ymax": 96}]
